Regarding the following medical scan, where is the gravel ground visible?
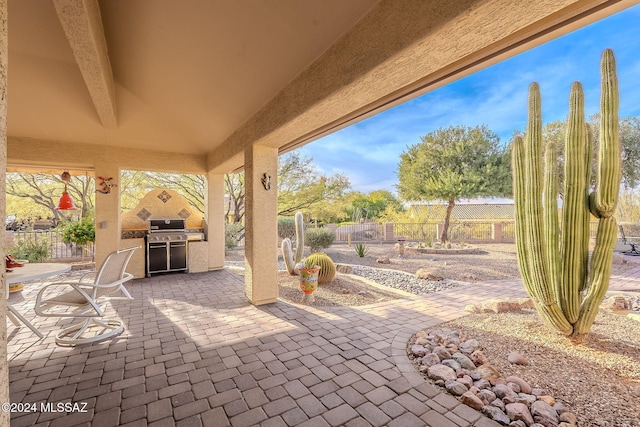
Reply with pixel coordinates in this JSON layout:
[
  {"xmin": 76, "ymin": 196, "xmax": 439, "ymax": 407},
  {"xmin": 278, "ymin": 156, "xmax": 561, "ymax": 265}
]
[{"xmin": 432, "ymin": 308, "xmax": 640, "ymax": 427}]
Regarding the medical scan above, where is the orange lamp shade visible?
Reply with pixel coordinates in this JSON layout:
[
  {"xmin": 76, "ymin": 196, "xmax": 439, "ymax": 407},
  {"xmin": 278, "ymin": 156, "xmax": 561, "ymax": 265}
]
[{"xmin": 56, "ymin": 190, "xmax": 78, "ymax": 210}]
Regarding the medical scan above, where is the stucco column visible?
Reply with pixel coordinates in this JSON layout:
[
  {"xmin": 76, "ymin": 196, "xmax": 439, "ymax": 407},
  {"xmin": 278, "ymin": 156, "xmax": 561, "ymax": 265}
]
[
  {"xmin": 0, "ymin": 0, "xmax": 10, "ymax": 422},
  {"xmin": 244, "ymin": 145, "xmax": 278, "ymax": 305},
  {"xmin": 94, "ymin": 163, "xmax": 121, "ymax": 267},
  {"xmin": 206, "ymin": 172, "xmax": 225, "ymax": 270}
]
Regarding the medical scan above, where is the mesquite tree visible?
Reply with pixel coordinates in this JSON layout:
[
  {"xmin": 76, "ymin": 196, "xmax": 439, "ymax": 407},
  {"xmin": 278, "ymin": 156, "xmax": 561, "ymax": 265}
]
[{"xmin": 512, "ymin": 49, "xmax": 621, "ymax": 342}]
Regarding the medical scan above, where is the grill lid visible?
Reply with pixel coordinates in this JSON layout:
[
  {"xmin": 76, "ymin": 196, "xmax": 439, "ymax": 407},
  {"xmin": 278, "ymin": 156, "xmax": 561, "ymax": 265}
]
[{"xmin": 148, "ymin": 218, "xmax": 186, "ymax": 233}]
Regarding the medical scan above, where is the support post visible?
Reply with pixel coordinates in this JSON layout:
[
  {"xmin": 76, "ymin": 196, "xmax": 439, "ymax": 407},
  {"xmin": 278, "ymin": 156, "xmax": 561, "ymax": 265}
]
[
  {"xmin": 244, "ymin": 145, "xmax": 278, "ymax": 305},
  {"xmin": 94, "ymin": 163, "xmax": 121, "ymax": 267},
  {"xmin": 206, "ymin": 172, "xmax": 225, "ymax": 270}
]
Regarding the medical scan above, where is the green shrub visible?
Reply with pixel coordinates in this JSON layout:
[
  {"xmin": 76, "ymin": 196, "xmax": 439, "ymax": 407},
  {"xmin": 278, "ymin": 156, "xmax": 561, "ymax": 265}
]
[
  {"xmin": 225, "ymin": 222, "xmax": 243, "ymax": 249},
  {"xmin": 9, "ymin": 236, "xmax": 51, "ymax": 263},
  {"xmin": 278, "ymin": 216, "xmax": 297, "ymax": 241},
  {"xmin": 354, "ymin": 243, "xmax": 369, "ymax": 257},
  {"xmin": 60, "ymin": 218, "xmax": 95, "ymax": 245},
  {"xmin": 306, "ymin": 228, "xmax": 335, "ymax": 252}
]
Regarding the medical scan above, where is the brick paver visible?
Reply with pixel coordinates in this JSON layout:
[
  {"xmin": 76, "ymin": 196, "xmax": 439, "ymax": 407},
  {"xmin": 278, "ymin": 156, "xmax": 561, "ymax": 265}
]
[{"xmin": 9, "ymin": 262, "xmax": 637, "ymax": 425}]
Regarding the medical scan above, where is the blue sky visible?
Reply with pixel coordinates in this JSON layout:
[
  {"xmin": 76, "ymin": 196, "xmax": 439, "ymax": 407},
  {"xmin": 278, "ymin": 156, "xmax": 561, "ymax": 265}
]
[{"xmin": 296, "ymin": 4, "xmax": 640, "ymax": 194}]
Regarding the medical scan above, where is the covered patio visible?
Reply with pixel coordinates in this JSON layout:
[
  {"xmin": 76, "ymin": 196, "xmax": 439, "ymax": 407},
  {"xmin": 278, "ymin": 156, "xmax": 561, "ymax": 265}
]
[
  {"xmin": 7, "ymin": 269, "xmax": 527, "ymax": 426},
  {"xmin": 2, "ymin": 0, "xmax": 638, "ymax": 424}
]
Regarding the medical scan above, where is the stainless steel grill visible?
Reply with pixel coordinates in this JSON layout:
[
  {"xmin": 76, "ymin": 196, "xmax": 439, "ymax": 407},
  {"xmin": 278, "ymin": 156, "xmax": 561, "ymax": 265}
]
[{"xmin": 146, "ymin": 219, "xmax": 188, "ymax": 277}]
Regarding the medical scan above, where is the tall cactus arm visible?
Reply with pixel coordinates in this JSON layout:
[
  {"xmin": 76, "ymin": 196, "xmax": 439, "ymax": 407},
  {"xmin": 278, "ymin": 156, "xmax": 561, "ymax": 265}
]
[
  {"xmin": 523, "ymin": 83, "xmax": 552, "ymax": 304},
  {"xmin": 543, "ymin": 141, "xmax": 560, "ymax": 302},
  {"xmin": 593, "ymin": 49, "xmax": 620, "ymax": 218},
  {"xmin": 572, "ymin": 216, "xmax": 617, "ymax": 342},
  {"xmin": 281, "ymin": 238, "xmax": 298, "ymax": 276},
  {"xmin": 560, "ymin": 82, "xmax": 589, "ymax": 323},
  {"xmin": 513, "ymin": 136, "xmax": 534, "ymax": 290},
  {"xmin": 294, "ymin": 212, "xmax": 304, "ymax": 263}
]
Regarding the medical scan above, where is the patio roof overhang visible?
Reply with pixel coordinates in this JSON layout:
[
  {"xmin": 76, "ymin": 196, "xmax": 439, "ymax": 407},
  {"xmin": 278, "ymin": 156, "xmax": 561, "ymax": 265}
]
[{"xmin": 7, "ymin": 0, "xmax": 637, "ymax": 174}]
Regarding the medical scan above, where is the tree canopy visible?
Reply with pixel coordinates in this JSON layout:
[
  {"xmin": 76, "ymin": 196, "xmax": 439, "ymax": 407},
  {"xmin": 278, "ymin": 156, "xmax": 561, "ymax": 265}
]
[{"xmin": 397, "ymin": 125, "xmax": 511, "ymax": 241}]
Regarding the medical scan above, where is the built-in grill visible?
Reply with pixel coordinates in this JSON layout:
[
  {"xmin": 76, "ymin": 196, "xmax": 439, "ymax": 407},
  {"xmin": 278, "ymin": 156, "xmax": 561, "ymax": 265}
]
[{"xmin": 146, "ymin": 219, "xmax": 189, "ymax": 277}]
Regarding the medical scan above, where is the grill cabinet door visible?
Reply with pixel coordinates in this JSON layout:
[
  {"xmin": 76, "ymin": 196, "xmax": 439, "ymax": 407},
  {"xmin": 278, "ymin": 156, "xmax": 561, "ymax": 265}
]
[
  {"xmin": 169, "ymin": 241, "xmax": 187, "ymax": 271},
  {"xmin": 148, "ymin": 242, "xmax": 168, "ymax": 275}
]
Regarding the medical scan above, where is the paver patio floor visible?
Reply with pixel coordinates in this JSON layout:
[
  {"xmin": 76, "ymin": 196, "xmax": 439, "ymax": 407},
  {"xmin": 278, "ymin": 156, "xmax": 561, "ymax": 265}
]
[{"xmin": 6, "ymin": 264, "xmax": 638, "ymax": 427}]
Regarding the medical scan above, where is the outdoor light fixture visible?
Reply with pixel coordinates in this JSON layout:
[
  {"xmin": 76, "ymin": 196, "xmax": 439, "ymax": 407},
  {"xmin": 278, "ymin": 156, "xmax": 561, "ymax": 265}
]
[{"xmin": 55, "ymin": 170, "xmax": 78, "ymax": 210}]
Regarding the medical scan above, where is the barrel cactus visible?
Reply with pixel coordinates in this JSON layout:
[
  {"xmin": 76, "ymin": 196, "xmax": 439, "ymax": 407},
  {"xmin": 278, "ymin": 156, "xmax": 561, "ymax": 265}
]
[
  {"xmin": 304, "ymin": 252, "xmax": 336, "ymax": 284},
  {"xmin": 511, "ymin": 49, "xmax": 620, "ymax": 342},
  {"xmin": 281, "ymin": 212, "xmax": 305, "ymax": 275}
]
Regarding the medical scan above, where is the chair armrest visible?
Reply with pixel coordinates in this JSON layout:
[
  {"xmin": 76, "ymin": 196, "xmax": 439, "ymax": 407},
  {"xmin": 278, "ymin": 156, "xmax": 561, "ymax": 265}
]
[{"xmin": 34, "ymin": 282, "xmax": 104, "ymax": 318}]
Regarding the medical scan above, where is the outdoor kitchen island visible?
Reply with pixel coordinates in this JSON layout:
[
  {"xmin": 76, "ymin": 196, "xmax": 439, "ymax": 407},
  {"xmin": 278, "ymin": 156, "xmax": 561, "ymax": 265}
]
[{"xmin": 119, "ymin": 189, "xmax": 210, "ymax": 279}]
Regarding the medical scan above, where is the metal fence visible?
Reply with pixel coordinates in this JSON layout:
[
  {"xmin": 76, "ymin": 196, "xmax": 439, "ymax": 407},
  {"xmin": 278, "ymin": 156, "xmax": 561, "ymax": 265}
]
[
  {"xmin": 8, "ymin": 231, "xmax": 95, "ymax": 260},
  {"xmin": 333, "ymin": 223, "xmax": 386, "ymax": 242}
]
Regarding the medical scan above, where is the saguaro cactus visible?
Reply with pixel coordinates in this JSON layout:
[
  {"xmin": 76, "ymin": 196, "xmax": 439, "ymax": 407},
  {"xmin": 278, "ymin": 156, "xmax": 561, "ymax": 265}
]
[
  {"xmin": 281, "ymin": 212, "xmax": 305, "ymax": 275},
  {"xmin": 512, "ymin": 49, "xmax": 620, "ymax": 342}
]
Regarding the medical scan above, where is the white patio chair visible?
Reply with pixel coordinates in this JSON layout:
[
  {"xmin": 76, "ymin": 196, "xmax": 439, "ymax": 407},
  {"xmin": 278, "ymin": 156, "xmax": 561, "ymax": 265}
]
[{"xmin": 35, "ymin": 246, "xmax": 139, "ymax": 346}]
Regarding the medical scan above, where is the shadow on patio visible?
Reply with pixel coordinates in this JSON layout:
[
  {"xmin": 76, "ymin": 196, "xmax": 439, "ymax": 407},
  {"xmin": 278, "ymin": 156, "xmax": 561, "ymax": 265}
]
[{"xmin": 6, "ymin": 268, "xmax": 522, "ymax": 427}]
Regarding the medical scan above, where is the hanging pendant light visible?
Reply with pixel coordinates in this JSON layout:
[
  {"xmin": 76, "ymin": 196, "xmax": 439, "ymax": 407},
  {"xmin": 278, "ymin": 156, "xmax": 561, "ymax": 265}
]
[{"xmin": 55, "ymin": 171, "xmax": 78, "ymax": 210}]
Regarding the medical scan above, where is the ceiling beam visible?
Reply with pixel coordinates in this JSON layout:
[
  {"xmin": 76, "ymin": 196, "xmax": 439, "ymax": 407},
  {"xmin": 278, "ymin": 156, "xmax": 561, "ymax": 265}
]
[{"xmin": 52, "ymin": 0, "xmax": 117, "ymax": 128}]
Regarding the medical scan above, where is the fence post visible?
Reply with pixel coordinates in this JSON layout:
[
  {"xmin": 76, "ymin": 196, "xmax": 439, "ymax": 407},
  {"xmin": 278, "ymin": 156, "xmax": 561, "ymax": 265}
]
[
  {"xmin": 327, "ymin": 223, "xmax": 338, "ymax": 241},
  {"xmin": 385, "ymin": 223, "xmax": 395, "ymax": 241},
  {"xmin": 492, "ymin": 222, "xmax": 503, "ymax": 243},
  {"xmin": 436, "ymin": 223, "xmax": 442, "ymax": 240}
]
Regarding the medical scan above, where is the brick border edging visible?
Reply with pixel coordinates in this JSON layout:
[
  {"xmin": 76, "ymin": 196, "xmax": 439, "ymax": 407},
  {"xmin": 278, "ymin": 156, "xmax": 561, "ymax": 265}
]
[{"xmin": 391, "ymin": 328, "xmax": 428, "ymax": 387}]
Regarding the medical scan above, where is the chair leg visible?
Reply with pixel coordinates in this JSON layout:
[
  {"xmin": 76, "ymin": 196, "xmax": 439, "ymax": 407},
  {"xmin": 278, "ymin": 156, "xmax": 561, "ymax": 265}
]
[
  {"xmin": 7, "ymin": 304, "xmax": 44, "ymax": 339},
  {"xmin": 55, "ymin": 318, "xmax": 124, "ymax": 346}
]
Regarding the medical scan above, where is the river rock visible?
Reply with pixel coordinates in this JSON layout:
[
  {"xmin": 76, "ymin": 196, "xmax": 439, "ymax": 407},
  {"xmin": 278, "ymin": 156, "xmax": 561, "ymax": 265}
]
[
  {"xmin": 493, "ymin": 384, "xmax": 519, "ymax": 401},
  {"xmin": 507, "ymin": 382, "xmax": 521, "ymax": 393},
  {"xmin": 531, "ymin": 400, "xmax": 559, "ymax": 425},
  {"xmin": 410, "ymin": 345, "xmax": 428, "ymax": 357},
  {"xmin": 601, "ymin": 296, "xmax": 631, "ymax": 314},
  {"xmin": 445, "ymin": 379, "xmax": 468, "ymax": 396},
  {"xmin": 537, "ymin": 395, "xmax": 555, "ymax": 406},
  {"xmin": 477, "ymin": 389, "xmax": 497, "ymax": 405},
  {"xmin": 416, "ymin": 267, "xmax": 444, "ymax": 280},
  {"xmin": 470, "ymin": 349, "xmax": 488, "ymax": 366},
  {"xmin": 427, "ymin": 364, "xmax": 457, "ymax": 382},
  {"xmin": 441, "ymin": 359, "xmax": 462, "ymax": 372},
  {"xmin": 509, "ymin": 421, "xmax": 527, "ymax": 427},
  {"xmin": 531, "ymin": 388, "xmax": 545, "ymax": 396},
  {"xmin": 505, "ymin": 376, "xmax": 532, "ymax": 394},
  {"xmin": 421, "ymin": 353, "xmax": 441, "ymax": 367},
  {"xmin": 475, "ymin": 363, "xmax": 502, "ymax": 383},
  {"xmin": 433, "ymin": 346, "xmax": 452, "ymax": 361},
  {"xmin": 458, "ymin": 375, "xmax": 473, "ymax": 389},
  {"xmin": 491, "ymin": 398, "xmax": 506, "ymax": 411},
  {"xmin": 458, "ymin": 339, "xmax": 480, "ymax": 354},
  {"xmin": 482, "ymin": 405, "xmax": 511, "ymax": 425},
  {"xmin": 516, "ymin": 393, "xmax": 537, "ymax": 406},
  {"xmin": 453, "ymin": 352, "xmax": 477, "ymax": 370},
  {"xmin": 506, "ymin": 402, "xmax": 535, "ymax": 426},
  {"xmin": 473, "ymin": 379, "xmax": 492, "ymax": 390},
  {"xmin": 335, "ymin": 263, "xmax": 353, "ymax": 274},
  {"xmin": 415, "ymin": 337, "xmax": 430, "ymax": 346},
  {"xmin": 460, "ymin": 391, "xmax": 484, "ymax": 410},
  {"xmin": 508, "ymin": 351, "xmax": 529, "ymax": 365},
  {"xmin": 558, "ymin": 412, "xmax": 577, "ymax": 424}
]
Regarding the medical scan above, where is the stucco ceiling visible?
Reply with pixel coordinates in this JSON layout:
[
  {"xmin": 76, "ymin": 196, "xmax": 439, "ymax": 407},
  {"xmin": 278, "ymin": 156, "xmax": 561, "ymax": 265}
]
[{"xmin": 7, "ymin": 0, "xmax": 379, "ymax": 155}]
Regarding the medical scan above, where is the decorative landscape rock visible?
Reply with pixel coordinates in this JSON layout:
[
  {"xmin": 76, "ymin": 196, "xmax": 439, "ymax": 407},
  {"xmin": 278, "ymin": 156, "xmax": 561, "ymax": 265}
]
[
  {"xmin": 460, "ymin": 391, "xmax": 484, "ymax": 410},
  {"xmin": 416, "ymin": 267, "xmax": 445, "ymax": 280},
  {"xmin": 505, "ymin": 376, "xmax": 532, "ymax": 394},
  {"xmin": 335, "ymin": 263, "xmax": 353, "ymax": 274},
  {"xmin": 427, "ymin": 364, "xmax": 457, "ymax": 382},
  {"xmin": 508, "ymin": 351, "xmax": 529, "ymax": 365},
  {"xmin": 376, "ymin": 256, "xmax": 390, "ymax": 264},
  {"xmin": 506, "ymin": 402, "xmax": 535, "ymax": 425},
  {"xmin": 465, "ymin": 298, "xmax": 535, "ymax": 314},
  {"xmin": 408, "ymin": 327, "xmax": 579, "ymax": 427},
  {"xmin": 601, "ymin": 295, "xmax": 631, "ymax": 314}
]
